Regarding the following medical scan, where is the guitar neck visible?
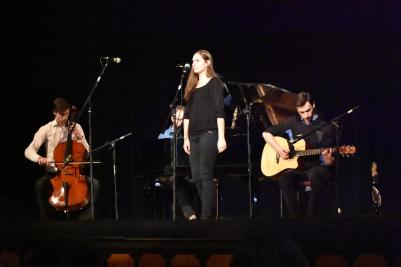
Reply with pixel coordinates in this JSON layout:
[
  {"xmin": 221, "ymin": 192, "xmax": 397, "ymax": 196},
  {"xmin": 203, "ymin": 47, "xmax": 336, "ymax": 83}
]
[{"xmin": 295, "ymin": 147, "xmax": 336, "ymax": 157}]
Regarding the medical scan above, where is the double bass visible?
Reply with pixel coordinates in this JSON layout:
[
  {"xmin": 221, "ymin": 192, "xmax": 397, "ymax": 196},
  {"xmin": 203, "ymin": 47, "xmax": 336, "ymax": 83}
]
[{"xmin": 49, "ymin": 121, "xmax": 90, "ymax": 212}]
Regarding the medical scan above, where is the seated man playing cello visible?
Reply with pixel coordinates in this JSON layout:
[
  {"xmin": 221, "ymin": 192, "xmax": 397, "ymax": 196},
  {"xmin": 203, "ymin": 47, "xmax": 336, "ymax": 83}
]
[{"xmin": 24, "ymin": 98, "xmax": 100, "ymax": 220}]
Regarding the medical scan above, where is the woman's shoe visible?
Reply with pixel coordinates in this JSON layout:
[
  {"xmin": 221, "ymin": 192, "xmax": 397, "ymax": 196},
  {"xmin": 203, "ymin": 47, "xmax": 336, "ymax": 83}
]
[{"xmin": 188, "ymin": 214, "xmax": 197, "ymax": 221}]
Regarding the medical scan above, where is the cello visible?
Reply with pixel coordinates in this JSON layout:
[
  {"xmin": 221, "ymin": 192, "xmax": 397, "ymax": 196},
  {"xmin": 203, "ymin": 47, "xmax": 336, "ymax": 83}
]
[{"xmin": 48, "ymin": 121, "xmax": 90, "ymax": 213}]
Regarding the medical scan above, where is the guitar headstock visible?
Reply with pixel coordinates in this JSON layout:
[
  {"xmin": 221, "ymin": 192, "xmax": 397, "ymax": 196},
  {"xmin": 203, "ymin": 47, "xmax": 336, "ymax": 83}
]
[
  {"xmin": 338, "ymin": 145, "xmax": 357, "ymax": 157},
  {"xmin": 371, "ymin": 162, "xmax": 378, "ymax": 177}
]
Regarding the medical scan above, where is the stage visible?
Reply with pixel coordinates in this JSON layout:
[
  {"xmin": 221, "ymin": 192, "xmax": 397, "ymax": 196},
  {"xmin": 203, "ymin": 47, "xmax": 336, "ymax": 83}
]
[
  {"xmin": 5, "ymin": 1, "xmax": 401, "ymax": 267},
  {"xmin": 1, "ymin": 216, "xmax": 400, "ymax": 267}
]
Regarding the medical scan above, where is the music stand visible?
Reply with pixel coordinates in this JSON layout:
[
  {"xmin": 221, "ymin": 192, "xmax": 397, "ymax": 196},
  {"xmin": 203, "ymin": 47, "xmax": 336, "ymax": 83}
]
[
  {"xmin": 91, "ymin": 132, "xmax": 132, "ymax": 219},
  {"xmin": 226, "ymin": 81, "xmax": 257, "ymax": 218}
]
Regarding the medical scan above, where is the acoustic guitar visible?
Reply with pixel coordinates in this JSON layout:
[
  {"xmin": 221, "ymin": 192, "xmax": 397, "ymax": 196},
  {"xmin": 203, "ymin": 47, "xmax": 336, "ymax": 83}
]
[{"xmin": 261, "ymin": 136, "xmax": 357, "ymax": 179}]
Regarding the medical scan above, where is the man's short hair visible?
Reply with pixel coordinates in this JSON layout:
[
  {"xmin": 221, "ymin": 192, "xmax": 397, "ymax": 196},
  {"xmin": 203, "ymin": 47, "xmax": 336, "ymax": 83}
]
[
  {"xmin": 296, "ymin": 92, "xmax": 314, "ymax": 107},
  {"xmin": 53, "ymin": 98, "xmax": 71, "ymax": 113}
]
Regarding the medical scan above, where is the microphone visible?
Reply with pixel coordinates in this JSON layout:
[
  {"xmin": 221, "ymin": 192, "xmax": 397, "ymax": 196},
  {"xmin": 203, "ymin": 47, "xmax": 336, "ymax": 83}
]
[
  {"xmin": 347, "ymin": 105, "xmax": 360, "ymax": 114},
  {"xmin": 231, "ymin": 106, "xmax": 239, "ymax": 129},
  {"xmin": 176, "ymin": 63, "xmax": 191, "ymax": 73},
  {"xmin": 100, "ymin": 57, "xmax": 121, "ymax": 64},
  {"xmin": 176, "ymin": 62, "xmax": 189, "ymax": 68}
]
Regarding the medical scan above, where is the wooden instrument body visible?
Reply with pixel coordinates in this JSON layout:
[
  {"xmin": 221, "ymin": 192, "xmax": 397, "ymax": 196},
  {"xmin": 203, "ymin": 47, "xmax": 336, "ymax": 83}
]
[{"xmin": 49, "ymin": 140, "xmax": 89, "ymax": 211}]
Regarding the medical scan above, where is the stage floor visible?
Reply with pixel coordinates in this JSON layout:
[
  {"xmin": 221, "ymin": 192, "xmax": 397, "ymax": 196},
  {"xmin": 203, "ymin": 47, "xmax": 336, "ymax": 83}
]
[
  {"xmin": 1, "ymin": 216, "xmax": 401, "ymax": 267},
  {"xmin": 1, "ymin": 215, "xmax": 400, "ymax": 251}
]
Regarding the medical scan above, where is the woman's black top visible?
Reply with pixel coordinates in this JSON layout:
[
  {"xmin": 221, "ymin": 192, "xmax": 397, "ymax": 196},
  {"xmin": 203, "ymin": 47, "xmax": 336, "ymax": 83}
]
[{"xmin": 184, "ymin": 77, "xmax": 225, "ymax": 136}]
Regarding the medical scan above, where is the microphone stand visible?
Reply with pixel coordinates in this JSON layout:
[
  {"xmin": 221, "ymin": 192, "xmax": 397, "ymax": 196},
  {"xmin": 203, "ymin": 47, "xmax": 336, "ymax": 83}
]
[
  {"xmin": 73, "ymin": 58, "xmax": 115, "ymax": 219},
  {"xmin": 171, "ymin": 111, "xmax": 178, "ymax": 221},
  {"xmin": 289, "ymin": 106, "xmax": 360, "ymax": 145},
  {"xmin": 91, "ymin": 132, "xmax": 132, "ymax": 219},
  {"xmin": 334, "ymin": 120, "xmax": 342, "ymax": 215},
  {"xmin": 161, "ymin": 66, "xmax": 188, "ymax": 221},
  {"xmin": 243, "ymin": 102, "xmax": 254, "ymax": 218}
]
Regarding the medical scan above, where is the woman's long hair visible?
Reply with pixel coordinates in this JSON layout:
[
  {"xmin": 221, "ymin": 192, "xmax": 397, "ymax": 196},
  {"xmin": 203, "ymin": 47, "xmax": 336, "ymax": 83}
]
[{"xmin": 183, "ymin": 49, "xmax": 217, "ymax": 101}]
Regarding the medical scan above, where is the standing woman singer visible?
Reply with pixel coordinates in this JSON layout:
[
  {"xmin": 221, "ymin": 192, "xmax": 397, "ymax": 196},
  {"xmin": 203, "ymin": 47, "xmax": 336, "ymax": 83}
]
[{"xmin": 183, "ymin": 49, "xmax": 227, "ymax": 220}]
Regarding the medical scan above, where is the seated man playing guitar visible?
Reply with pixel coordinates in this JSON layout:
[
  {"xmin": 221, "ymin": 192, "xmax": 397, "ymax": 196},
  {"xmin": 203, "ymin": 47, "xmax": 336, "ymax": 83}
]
[{"xmin": 262, "ymin": 91, "xmax": 335, "ymax": 217}]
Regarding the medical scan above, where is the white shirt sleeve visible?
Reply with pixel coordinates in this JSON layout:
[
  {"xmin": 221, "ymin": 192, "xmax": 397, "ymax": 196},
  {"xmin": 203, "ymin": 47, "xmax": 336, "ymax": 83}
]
[{"xmin": 24, "ymin": 125, "xmax": 48, "ymax": 162}]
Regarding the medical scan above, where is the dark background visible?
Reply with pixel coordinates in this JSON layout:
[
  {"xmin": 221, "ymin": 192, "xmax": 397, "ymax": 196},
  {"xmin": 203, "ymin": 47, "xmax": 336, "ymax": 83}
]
[{"xmin": 4, "ymin": 1, "xmax": 401, "ymax": 219}]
